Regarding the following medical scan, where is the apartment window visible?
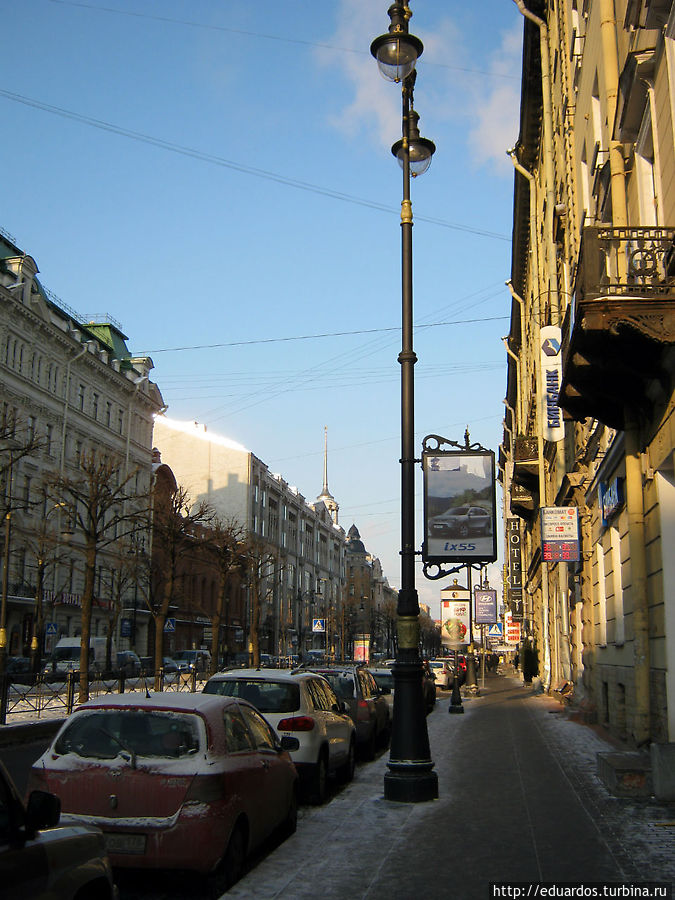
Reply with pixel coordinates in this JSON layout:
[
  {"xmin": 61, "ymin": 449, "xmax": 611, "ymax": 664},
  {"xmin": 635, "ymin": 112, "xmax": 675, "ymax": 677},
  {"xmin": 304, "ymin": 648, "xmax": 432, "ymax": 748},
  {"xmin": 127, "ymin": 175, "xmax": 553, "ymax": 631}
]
[
  {"xmin": 75, "ymin": 439, "xmax": 83, "ymax": 465},
  {"xmin": 635, "ymin": 108, "xmax": 658, "ymax": 226},
  {"xmin": 609, "ymin": 527, "xmax": 625, "ymax": 644},
  {"xmin": 118, "ymin": 409, "xmax": 124, "ymax": 434},
  {"xmin": 27, "ymin": 416, "xmax": 36, "ymax": 442},
  {"xmin": 45, "ymin": 424, "xmax": 53, "ymax": 456},
  {"xmin": 595, "ymin": 543, "xmax": 607, "ymax": 646},
  {"xmin": 105, "ymin": 401, "xmax": 112, "ymax": 428},
  {"xmin": 77, "ymin": 384, "xmax": 85, "ymax": 411},
  {"xmin": 92, "ymin": 393, "xmax": 99, "ymax": 420},
  {"xmin": 22, "ymin": 475, "xmax": 32, "ymax": 510}
]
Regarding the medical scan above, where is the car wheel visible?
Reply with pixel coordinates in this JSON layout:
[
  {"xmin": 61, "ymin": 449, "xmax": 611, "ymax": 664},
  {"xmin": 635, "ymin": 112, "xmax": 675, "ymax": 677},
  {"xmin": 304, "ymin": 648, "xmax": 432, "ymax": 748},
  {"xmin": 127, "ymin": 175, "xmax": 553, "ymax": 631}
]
[
  {"xmin": 336, "ymin": 738, "xmax": 356, "ymax": 784},
  {"xmin": 458, "ymin": 523, "xmax": 469, "ymax": 537},
  {"xmin": 279, "ymin": 786, "xmax": 298, "ymax": 838},
  {"xmin": 310, "ymin": 752, "xmax": 328, "ymax": 805},
  {"xmin": 222, "ymin": 821, "xmax": 247, "ymax": 889}
]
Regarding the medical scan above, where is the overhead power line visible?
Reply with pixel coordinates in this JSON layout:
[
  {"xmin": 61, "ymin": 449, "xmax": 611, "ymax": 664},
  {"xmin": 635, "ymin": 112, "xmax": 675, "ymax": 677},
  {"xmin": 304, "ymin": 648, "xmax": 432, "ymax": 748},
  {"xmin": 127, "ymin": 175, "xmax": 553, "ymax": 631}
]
[
  {"xmin": 135, "ymin": 315, "xmax": 510, "ymax": 356},
  {"xmin": 45, "ymin": 0, "xmax": 520, "ymax": 81},
  {"xmin": 0, "ymin": 88, "xmax": 509, "ymax": 242}
]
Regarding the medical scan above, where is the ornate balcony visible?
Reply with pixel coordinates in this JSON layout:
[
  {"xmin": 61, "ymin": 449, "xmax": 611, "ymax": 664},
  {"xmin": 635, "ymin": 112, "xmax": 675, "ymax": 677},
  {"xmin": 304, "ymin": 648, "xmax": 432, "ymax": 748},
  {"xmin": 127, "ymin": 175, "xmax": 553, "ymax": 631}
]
[
  {"xmin": 510, "ymin": 483, "xmax": 536, "ymax": 521},
  {"xmin": 512, "ymin": 436, "xmax": 539, "ymax": 491},
  {"xmin": 560, "ymin": 226, "xmax": 675, "ymax": 430}
]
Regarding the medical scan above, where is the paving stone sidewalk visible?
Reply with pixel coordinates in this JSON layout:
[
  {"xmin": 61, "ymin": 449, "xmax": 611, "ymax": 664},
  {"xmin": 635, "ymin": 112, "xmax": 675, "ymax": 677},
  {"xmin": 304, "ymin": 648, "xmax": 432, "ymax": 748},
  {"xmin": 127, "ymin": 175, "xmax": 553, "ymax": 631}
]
[{"xmin": 227, "ymin": 675, "xmax": 675, "ymax": 900}]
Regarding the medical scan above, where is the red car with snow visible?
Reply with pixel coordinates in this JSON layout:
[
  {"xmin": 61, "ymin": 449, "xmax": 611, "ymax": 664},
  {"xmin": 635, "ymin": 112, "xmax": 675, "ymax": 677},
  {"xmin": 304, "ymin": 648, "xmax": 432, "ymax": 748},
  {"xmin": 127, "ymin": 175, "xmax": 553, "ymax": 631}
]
[{"xmin": 27, "ymin": 692, "xmax": 299, "ymax": 886}]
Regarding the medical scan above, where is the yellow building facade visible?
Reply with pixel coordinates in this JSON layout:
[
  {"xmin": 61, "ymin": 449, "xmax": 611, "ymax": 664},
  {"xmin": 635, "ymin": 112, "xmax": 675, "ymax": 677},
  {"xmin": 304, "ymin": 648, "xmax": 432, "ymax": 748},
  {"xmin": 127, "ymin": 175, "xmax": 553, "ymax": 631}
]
[{"xmin": 502, "ymin": 0, "xmax": 675, "ymax": 746}]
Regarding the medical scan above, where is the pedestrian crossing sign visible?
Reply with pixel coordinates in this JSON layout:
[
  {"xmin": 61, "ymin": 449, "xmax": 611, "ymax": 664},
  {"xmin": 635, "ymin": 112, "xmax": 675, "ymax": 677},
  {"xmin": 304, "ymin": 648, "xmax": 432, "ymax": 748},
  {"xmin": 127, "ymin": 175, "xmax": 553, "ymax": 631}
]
[{"xmin": 487, "ymin": 624, "xmax": 503, "ymax": 637}]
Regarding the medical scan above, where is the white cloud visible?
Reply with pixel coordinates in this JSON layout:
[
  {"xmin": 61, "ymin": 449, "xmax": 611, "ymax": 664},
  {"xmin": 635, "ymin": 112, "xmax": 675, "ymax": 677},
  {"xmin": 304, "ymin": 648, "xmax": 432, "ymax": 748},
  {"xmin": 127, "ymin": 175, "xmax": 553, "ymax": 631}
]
[{"xmin": 466, "ymin": 23, "xmax": 522, "ymax": 174}]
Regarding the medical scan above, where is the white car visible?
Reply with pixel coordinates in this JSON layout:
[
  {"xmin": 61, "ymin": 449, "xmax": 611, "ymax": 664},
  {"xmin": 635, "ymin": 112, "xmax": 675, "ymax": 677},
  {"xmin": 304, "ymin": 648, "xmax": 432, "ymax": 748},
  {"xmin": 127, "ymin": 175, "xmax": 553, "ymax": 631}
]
[
  {"xmin": 203, "ymin": 668, "xmax": 356, "ymax": 804},
  {"xmin": 428, "ymin": 659, "xmax": 453, "ymax": 689}
]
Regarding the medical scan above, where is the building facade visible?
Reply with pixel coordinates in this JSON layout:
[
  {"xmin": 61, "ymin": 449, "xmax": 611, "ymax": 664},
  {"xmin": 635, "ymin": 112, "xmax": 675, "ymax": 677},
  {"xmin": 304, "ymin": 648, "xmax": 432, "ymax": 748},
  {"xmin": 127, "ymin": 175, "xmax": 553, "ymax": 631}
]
[
  {"xmin": 0, "ymin": 228, "xmax": 164, "ymax": 661},
  {"xmin": 152, "ymin": 416, "xmax": 348, "ymax": 661},
  {"xmin": 502, "ymin": 0, "xmax": 675, "ymax": 746}
]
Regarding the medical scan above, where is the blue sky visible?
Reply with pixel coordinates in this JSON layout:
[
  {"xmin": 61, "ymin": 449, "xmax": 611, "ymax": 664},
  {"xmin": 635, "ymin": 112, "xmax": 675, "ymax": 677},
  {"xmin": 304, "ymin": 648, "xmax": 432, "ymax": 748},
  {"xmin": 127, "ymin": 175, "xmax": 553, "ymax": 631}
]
[{"xmin": 1, "ymin": 0, "xmax": 524, "ymax": 617}]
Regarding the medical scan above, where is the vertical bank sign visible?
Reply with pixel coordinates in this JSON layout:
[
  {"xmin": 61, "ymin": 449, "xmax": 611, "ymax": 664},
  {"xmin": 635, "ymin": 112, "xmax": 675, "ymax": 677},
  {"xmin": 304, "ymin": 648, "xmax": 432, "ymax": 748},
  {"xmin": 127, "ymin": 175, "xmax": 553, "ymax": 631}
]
[{"xmin": 540, "ymin": 325, "xmax": 564, "ymax": 442}]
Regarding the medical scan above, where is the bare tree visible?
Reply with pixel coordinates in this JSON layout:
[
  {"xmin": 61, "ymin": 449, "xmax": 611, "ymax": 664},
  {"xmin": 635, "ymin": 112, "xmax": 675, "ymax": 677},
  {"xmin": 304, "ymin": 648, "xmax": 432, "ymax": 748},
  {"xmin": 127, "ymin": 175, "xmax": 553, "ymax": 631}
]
[
  {"xmin": 242, "ymin": 537, "xmax": 279, "ymax": 668},
  {"xmin": 204, "ymin": 518, "xmax": 247, "ymax": 675},
  {"xmin": 150, "ymin": 484, "xmax": 215, "ymax": 688},
  {"xmin": 45, "ymin": 449, "xmax": 148, "ymax": 702}
]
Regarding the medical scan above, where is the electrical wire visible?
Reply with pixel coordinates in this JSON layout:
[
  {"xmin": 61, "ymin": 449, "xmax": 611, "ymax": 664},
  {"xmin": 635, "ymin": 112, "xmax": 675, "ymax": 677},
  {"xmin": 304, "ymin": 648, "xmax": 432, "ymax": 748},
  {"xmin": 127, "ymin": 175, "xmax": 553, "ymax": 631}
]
[{"xmin": 0, "ymin": 88, "xmax": 510, "ymax": 243}]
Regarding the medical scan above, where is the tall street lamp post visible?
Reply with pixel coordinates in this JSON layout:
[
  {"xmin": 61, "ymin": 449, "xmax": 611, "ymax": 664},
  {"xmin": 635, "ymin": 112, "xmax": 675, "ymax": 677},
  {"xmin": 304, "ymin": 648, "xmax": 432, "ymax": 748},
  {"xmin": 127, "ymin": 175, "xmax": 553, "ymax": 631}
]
[{"xmin": 371, "ymin": 0, "xmax": 438, "ymax": 803}]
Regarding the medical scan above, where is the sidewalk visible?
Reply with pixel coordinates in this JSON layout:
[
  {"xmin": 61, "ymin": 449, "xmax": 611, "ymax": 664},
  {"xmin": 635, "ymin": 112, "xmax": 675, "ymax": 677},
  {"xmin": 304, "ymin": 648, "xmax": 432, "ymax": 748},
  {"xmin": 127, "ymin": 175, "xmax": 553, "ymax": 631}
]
[{"xmin": 228, "ymin": 674, "xmax": 675, "ymax": 900}]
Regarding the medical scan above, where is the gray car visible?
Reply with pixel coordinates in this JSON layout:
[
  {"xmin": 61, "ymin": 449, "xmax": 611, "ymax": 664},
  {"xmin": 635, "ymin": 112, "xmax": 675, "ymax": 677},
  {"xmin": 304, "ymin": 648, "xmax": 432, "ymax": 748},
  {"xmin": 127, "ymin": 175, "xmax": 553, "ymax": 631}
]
[
  {"xmin": 308, "ymin": 665, "xmax": 391, "ymax": 760},
  {"xmin": 429, "ymin": 505, "xmax": 492, "ymax": 537},
  {"xmin": 0, "ymin": 761, "xmax": 118, "ymax": 900}
]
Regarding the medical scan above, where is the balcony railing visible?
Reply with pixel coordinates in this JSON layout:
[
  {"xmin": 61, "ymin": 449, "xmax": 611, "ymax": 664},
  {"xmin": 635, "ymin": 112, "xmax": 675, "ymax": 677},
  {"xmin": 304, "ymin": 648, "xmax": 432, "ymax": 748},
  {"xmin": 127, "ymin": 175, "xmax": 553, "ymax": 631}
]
[{"xmin": 560, "ymin": 226, "xmax": 675, "ymax": 430}]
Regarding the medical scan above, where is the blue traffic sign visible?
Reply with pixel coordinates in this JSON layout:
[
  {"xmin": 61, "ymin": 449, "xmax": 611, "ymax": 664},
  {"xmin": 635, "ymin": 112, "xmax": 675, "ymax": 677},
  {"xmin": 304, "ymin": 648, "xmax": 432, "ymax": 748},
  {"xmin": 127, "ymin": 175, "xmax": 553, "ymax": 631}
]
[
  {"xmin": 487, "ymin": 623, "xmax": 503, "ymax": 637},
  {"xmin": 312, "ymin": 618, "xmax": 325, "ymax": 633},
  {"xmin": 164, "ymin": 618, "xmax": 176, "ymax": 633},
  {"xmin": 46, "ymin": 622, "xmax": 58, "ymax": 635}
]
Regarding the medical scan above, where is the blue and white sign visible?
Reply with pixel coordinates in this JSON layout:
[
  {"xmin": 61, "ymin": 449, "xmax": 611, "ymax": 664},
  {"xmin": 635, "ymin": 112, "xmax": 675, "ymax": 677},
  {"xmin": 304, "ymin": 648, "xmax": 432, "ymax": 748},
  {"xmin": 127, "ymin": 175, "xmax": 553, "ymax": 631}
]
[
  {"xmin": 312, "ymin": 618, "xmax": 325, "ymax": 633},
  {"xmin": 540, "ymin": 326, "xmax": 564, "ymax": 442},
  {"xmin": 45, "ymin": 622, "xmax": 58, "ymax": 635},
  {"xmin": 164, "ymin": 618, "xmax": 176, "ymax": 633},
  {"xmin": 600, "ymin": 477, "xmax": 624, "ymax": 526},
  {"xmin": 487, "ymin": 623, "xmax": 504, "ymax": 638}
]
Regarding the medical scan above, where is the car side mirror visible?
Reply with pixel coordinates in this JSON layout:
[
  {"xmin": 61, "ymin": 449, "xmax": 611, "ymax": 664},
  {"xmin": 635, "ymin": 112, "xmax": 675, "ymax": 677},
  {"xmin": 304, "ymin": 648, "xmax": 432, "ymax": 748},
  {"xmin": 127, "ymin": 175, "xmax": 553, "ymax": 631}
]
[
  {"xmin": 26, "ymin": 790, "xmax": 61, "ymax": 832},
  {"xmin": 279, "ymin": 736, "xmax": 300, "ymax": 753}
]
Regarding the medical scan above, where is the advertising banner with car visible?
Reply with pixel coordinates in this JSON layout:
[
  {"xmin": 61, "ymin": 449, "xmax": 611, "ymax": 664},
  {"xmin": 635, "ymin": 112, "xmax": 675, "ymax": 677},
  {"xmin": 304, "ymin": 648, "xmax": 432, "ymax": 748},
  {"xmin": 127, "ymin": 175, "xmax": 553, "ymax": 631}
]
[{"xmin": 422, "ymin": 450, "xmax": 497, "ymax": 563}]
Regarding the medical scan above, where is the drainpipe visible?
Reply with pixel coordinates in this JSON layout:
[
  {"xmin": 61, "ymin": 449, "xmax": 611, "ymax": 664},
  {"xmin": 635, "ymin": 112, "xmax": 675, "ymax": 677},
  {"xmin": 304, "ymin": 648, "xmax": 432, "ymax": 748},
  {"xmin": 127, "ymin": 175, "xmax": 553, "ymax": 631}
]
[
  {"xmin": 511, "ymin": 0, "xmax": 559, "ymax": 326},
  {"xmin": 599, "ymin": 0, "xmax": 628, "ymax": 233}
]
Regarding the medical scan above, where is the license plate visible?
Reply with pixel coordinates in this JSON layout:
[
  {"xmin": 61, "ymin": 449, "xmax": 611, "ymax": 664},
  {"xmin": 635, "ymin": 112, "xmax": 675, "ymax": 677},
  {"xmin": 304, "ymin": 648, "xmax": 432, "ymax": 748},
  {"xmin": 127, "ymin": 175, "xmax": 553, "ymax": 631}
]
[{"xmin": 104, "ymin": 832, "xmax": 147, "ymax": 855}]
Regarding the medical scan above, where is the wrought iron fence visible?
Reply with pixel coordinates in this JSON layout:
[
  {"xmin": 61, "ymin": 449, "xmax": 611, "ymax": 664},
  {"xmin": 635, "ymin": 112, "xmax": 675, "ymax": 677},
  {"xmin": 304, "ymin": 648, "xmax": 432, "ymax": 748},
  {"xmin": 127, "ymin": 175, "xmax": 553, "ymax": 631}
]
[{"xmin": 0, "ymin": 667, "xmax": 207, "ymax": 725}]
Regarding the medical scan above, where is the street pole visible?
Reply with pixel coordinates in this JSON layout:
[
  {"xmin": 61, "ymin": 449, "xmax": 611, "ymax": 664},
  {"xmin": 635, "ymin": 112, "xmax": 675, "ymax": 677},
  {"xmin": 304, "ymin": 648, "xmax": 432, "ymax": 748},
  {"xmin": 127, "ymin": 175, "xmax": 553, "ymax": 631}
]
[
  {"xmin": 372, "ymin": 0, "xmax": 437, "ymax": 802},
  {"xmin": 0, "ymin": 510, "xmax": 11, "ymax": 673}
]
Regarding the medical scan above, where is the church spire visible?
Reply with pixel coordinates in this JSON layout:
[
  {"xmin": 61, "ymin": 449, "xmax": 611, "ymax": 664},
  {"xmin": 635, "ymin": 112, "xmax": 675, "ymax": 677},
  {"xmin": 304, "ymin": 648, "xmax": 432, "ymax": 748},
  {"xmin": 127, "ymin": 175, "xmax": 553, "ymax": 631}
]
[{"xmin": 316, "ymin": 426, "xmax": 339, "ymax": 525}]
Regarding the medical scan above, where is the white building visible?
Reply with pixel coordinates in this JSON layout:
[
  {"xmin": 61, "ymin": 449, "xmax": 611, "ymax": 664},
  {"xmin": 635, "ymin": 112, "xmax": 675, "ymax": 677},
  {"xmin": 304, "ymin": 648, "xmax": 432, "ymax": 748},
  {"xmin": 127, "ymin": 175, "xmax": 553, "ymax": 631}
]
[{"xmin": 152, "ymin": 415, "xmax": 346, "ymax": 657}]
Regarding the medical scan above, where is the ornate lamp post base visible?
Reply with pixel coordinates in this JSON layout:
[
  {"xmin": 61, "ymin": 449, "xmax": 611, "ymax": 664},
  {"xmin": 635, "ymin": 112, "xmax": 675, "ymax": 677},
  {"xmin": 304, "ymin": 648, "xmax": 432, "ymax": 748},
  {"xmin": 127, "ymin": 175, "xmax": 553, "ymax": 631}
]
[{"xmin": 384, "ymin": 762, "xmax": 439, "ymax": 803}]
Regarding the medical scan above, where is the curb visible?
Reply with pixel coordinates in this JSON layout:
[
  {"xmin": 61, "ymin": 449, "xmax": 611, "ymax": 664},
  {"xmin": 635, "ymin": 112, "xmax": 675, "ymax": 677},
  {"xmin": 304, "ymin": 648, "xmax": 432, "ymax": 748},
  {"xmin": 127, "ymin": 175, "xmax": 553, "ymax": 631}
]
[{"xmin": 0, "ymin": 718, "xmax": 66, "ymax": 747}]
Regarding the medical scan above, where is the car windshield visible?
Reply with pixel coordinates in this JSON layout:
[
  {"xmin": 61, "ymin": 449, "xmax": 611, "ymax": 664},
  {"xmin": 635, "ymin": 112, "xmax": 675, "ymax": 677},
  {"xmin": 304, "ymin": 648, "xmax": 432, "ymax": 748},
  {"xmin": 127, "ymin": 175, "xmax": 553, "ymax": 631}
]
[
  {"xmin": 173, "ymin": 651, "xmax": 197, "ymax": 662},
  {"xmin": 448, "ymin": 507, "xmax": 468, "ymax": 515},
  {"xmin": 372, "ymin": 672, "xmax": 394, "ymax": 691},
  {"xmin": 53, "ymin": 647, "xmax": 81, "ymax": 662},
  {"xmin": 53, "ymin": 710, "xmax": 202, "ymax": 760},
  {"xmin": 204, "ymin": 679, "xmax": 300, "ymax": 714},
  {"xmin": 321, "ymin": 673, "xmax": 355, "ymax": 701}
]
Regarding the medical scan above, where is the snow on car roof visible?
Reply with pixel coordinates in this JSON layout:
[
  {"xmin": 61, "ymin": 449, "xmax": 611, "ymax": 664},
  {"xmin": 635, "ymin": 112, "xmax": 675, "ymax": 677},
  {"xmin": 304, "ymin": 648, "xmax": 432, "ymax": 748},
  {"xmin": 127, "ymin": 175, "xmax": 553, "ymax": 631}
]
[
  {"xmin": 208, "ymin": 667, "xmax": 315, "ymax": 683},
  {"xmin": 74, "ymin": 691, "xmax": 236, "ymax": 717}
]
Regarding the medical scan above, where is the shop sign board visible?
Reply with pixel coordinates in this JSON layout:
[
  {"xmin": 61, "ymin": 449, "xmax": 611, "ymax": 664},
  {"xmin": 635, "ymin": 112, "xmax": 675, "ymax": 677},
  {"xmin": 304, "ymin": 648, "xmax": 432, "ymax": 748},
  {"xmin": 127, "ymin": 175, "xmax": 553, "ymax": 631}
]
[{"xmin": 541, "ymin": 506, "xmax": 580, "ymax": 562}]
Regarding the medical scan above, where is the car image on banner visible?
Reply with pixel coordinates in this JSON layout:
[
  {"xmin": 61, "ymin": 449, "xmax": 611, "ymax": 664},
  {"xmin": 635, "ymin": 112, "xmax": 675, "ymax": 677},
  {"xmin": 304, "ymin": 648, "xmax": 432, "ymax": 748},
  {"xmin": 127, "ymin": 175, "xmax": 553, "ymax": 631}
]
[{"xmin": 423, "ymin": 449, "xmax": 497, "ymax": 564}]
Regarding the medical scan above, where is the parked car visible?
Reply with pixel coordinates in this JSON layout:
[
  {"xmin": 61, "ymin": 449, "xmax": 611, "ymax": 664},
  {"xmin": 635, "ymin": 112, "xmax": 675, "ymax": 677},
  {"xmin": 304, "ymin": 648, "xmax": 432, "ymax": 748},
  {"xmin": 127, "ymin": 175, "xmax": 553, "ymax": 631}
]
[
  {"xmin": 428, "ymin": 505, "xmax": 492, "ymax": 537},
  {"xmin": 428, "ymin": 659, "xmax": 453, "ymax": 689},
  {"xmin": 27, "ymin": 692, "xmax": 298, "ymax": 886},
  {"xmin": 421, "ymin": 661, "xmax": 437, "ymax": 712},
  {"xmin": 308, "ymin": 665, "xmax": 391, "ymax": 760},
  {"xmin": 115, "ymin": 651, "xmax": 141, "ymax": 677},
  {"xmin": 203, "ymin": 667, "xmax": 356, "ymax": 804},
  {"xmin": 162, "ymin": 656, "xmax": 179, "ymax": 673},
  {"xmin": 369, "ymin": 666, "xmax": 395, "ymax": 711},
  {"xmin": 172, "ymin": 649, "xmax": 211, "ymax": 674},
  {"xmin": 6, "ymin": 656, "xmax": 33, "ymax": 679},
  {"xmin": 0, "ymin": 760, "xmax": 117, "ymax": 900},
  {"xmin": 445, "ymin": 650, "xmax": 468, "ymax": 687}
]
